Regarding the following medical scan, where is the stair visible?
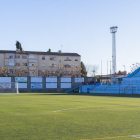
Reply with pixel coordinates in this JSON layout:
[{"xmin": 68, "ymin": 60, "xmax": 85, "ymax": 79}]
[
  {"xmin": 89, "ymin": 86, "xmax": 96, "ymax": 91},
  {"xmin": 104, "ymin": 85, "xmax": 111, "ymax": 91}
]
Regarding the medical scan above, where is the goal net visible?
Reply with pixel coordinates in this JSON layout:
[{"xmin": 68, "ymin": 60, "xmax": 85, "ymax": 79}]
[{"xmin": 0, "ymin": 82, "xmax": 19, "ymax": 95}]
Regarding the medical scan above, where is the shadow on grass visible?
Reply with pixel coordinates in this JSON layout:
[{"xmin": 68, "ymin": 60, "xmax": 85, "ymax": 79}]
[{"xmin": 29, "ymin": 93, "xmax": 140, "ymax": 98}]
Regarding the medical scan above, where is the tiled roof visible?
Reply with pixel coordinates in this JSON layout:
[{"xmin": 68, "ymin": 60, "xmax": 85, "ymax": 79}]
[{"xmin": 0, "ymin": 50, "xmax": 80, "ymax": 56}]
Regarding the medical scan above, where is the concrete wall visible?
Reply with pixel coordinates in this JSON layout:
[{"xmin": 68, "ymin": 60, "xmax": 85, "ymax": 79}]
[
  {"xmin": 0, "ymin": 54, "xmax": 4, "ymax": 67},
  {"xmin": 0, "ymin": 76, "xmax": 92, "ymax": 93}
]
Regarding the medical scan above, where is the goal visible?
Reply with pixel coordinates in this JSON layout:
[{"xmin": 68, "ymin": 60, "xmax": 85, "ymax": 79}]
[{"xmin": 0, "ymin": 82, "xmax": 19, "ymax": 95}]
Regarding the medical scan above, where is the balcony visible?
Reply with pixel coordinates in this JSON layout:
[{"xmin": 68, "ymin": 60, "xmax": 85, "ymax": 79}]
[
  {"xmin": 28, "ymin": 59, "xmax": 38, "ymax": 63},
  {"xmin": 5, "ymin": 59, "xmax": 14, "ymax": 62}
]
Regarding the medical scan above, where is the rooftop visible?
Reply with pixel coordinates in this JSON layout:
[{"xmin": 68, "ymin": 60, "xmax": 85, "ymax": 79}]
[{"xmin": 0, "ymin": 50, "xmax": 80, "ymax": 56}]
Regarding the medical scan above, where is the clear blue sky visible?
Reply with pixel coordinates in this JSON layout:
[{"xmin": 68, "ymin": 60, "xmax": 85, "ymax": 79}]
[{"xmin": 0, "ymin": 0, "xmax": 140, "ymax": 75}]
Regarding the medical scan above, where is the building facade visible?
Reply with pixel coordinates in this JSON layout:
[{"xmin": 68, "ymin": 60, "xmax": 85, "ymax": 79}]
[{"xmin": 0, "ymin": 50, "xmax": 81, "ymax": 77}]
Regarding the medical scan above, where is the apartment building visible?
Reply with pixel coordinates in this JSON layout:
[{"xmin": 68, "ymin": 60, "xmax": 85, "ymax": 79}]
[{"xmin": 0, "ymin": 49, "xmax": 81, "ymax": 77}]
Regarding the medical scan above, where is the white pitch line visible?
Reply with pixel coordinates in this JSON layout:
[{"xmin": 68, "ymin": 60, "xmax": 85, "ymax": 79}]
[
  {"xmin": 53, "ymin": 104, "xmax": 140, "ymax": 112},
  {"xmin": 131, "ymin": 135, "xmax": 140, "ymax": 138},
  {"xmin": 53, "ymin": 107, "xmax": 89, "ymax": 112},
  {"xmin": 53, "ymin": 105, "xmax": 113, "ymax": 112},
  {"xmin": 80, "ymin": 134, "xmax": 140, "ymax": 140}
]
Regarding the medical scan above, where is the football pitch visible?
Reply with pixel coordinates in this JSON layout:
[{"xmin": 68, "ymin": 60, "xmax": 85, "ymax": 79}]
[{"xmin": 0, "ymin": 93, "xmax": 140, "ymax": 140}]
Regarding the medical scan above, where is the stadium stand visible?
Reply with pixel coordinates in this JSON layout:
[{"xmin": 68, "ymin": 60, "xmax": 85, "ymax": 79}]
[
  {"xmin": 66, "ymin": 67, "xmax": 140, "ymax": 94},
  {"xmin": 127, "ymin": 67, "xmax": 140, "ymax": 78},
  {"xmin": 89, "ymin": 67, "xmax": 140, "ymax": 94}
]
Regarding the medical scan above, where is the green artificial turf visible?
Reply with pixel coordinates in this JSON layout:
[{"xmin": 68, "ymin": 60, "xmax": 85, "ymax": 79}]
[{"xmin": 0, "ymin": 93, "xmax": 140, "ymax": 140}]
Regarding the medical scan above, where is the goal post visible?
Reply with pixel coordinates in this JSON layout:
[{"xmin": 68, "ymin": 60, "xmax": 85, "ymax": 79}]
[
  {"xmin": 0, "ymin": 82, "xmax": 19, "ymax": 95},
  {"xmin": 16, "ymin": 82, "xmax": 19, "ymax": 95}
]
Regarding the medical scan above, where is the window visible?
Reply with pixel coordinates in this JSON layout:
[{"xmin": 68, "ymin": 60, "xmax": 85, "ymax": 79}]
[
  {"xmin": 22, "ymin": 63, "xmax": 27, "ymax": 66},
  {"xmin": 15, "ymin": 55, "xmax": 20, "ymax": 59},
  {"xmin": 22, "ymin": 55, "xmax": 27, "ymax": 59},
  {"xmin": 15, "ymin": 62, "xmax": 20, "ymax": 66},
  {"xmin": 59, "ymin": 60, "xmax": 61, "ymax": 63},
  {"xmin": 65, "ymin": 64, "xmax": 71, "ymax": 68},
  {"xmin": 49, "ymin": 64, "xmax": 56, "ymax": 67},
  {"xmin": 42, "ymin": 56, "xmax": 45, "ymax": 60},
  {"xmin": 42, "ymin": 64, "xmax": 45, "ymax": 67},
  {"xmin": 29, "ymin": 55, "xmax": 34, "ymax": 59},
  {"xmin": 9, "ymin": 62, "xmax": 14, "ymax": 66},
  {"xmin": 75, "ymin": 64, "xmax": 78, "ymax": 68},
  {"xmin": 64, "ymin": 64, "xmax": 71, "ymax": 68},
  {"xmin": 29, "ymin": 63, "xmax": 34, "ymax": 66},
  {"xmin": 9, "ymin": 54, "xmax": 14, "ymax": 59},
  {"xmin": 75, "ymin": 58, "xmax": 78, "ymax": 61},
  {"xmin": 64, "ymin": 57, "xmax": 71, "ymax": 61},
  {"xmin": 50, "ymin": 57, "xmax": 56, "ymax": 60}
]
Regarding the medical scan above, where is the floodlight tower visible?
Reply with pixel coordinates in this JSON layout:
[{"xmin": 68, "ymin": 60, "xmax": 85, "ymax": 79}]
[{"xmin": 110, "ymin": 26, "xmax": 118, "ymax": 78}]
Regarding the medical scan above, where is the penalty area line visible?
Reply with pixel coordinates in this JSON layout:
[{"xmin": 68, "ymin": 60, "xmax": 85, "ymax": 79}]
[
  {"xmin": 0, "ymin": 94, "xmax": 20, "ymax": 95},
  {"xmin": 80, "ymin": 135, "xmax": 130, "ymax": 140}
]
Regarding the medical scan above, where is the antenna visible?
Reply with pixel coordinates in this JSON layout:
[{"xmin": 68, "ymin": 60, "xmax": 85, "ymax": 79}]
[{"xmin": 61, "ymin": 45, "xmax": 63, "ymax": 52}]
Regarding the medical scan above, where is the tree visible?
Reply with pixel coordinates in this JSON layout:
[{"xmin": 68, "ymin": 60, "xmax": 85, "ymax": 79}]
[
  {"xmin": 130, "ymin": 62, "xmax": 140, "ymax": 73},
  {"xmin": 81, "ymin": 61, "xmax": 87, "ymax": 77},
  {"xmin": 0, "ymin": 66, "xmax": 29, "ymax": 77},
  {"xmin": 15, "ymin": 41, "xmax": 23, "ymax": 51},
  {"xmin": 48, "ymin": 48, "xmax": 51, "ymax": 52},
  {"xmin": 118, "ymin": 70, "xmax": 127, "ymax": 75},
  {"xmin": 86, "ymin": 64, "xmax": 99, "ymax": 78}
]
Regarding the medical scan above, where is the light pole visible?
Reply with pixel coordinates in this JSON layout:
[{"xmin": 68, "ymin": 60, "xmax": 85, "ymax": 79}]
[
  {"xmin": 136, "ymin": 63, "xmax": 140, "ymax": 68},
  {"xmin": 110, "ymin": 26, "xmax": 118, "ymax": 82},
  {"xmin": 61, "ymin": 45, "xmax": 63, "ymax": 52},
  {"xmin": 110, "ymin": 61, "xmax": 111, "ymax": 84},
  {"xmin": 130, "ymin": 66, "xmax": 132, "ymax": 73},
  {"xmin": 107, "ymin": 60, "xmax": 108, "ymax": 84},
  {"xmin": 93, "ymin": 70, "xmax": 95, "ymax": 82},
  {"xmin": 101, "ymin": 60, "xmax": 102, "ymax": 84}
]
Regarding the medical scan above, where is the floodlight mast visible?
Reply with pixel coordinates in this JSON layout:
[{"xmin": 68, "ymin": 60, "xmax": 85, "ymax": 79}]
[{"xmin": 110, "ymin": 26, "xmax": 118, "ymax": 80}]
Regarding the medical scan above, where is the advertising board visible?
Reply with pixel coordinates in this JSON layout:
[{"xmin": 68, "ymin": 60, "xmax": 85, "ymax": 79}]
[
  {"xmin": 75, "ymin": 77, "xmax": 84, "ymax": 83},
  {"xmin": 15, "ymin": 83, "xmax": 27, "ymax": 88},
  {"xmin": 31, "ymin": 83, "xmax": 42, "ymax": 89},
  {"xmin": 61, "ymin": 77, "xmax": 71, "ymax": 82},
  {"xmin": 31, "ymin": 77, "xmax": 42, "ymax": 82},
  {"xmin": 46, "ymin": 77, "xmax": 57, "ymax": 82},
  {"xmin": 0, "ymin": 77, "xmax": 11, "ymax": 82},
  {"xmin": 61, "ymin": 83, "xmax": 71, "ymax": 88},
  {"xmin": 0, "ymin": 83, "xmax": 11, "ymax": 88},
  {"xmin": 46, "ymin": 83, "xmax": 57, "ymax": 88},
  {"xmin": 15, "ymin": 77, "xmax": 27, "ymax": 83}
]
